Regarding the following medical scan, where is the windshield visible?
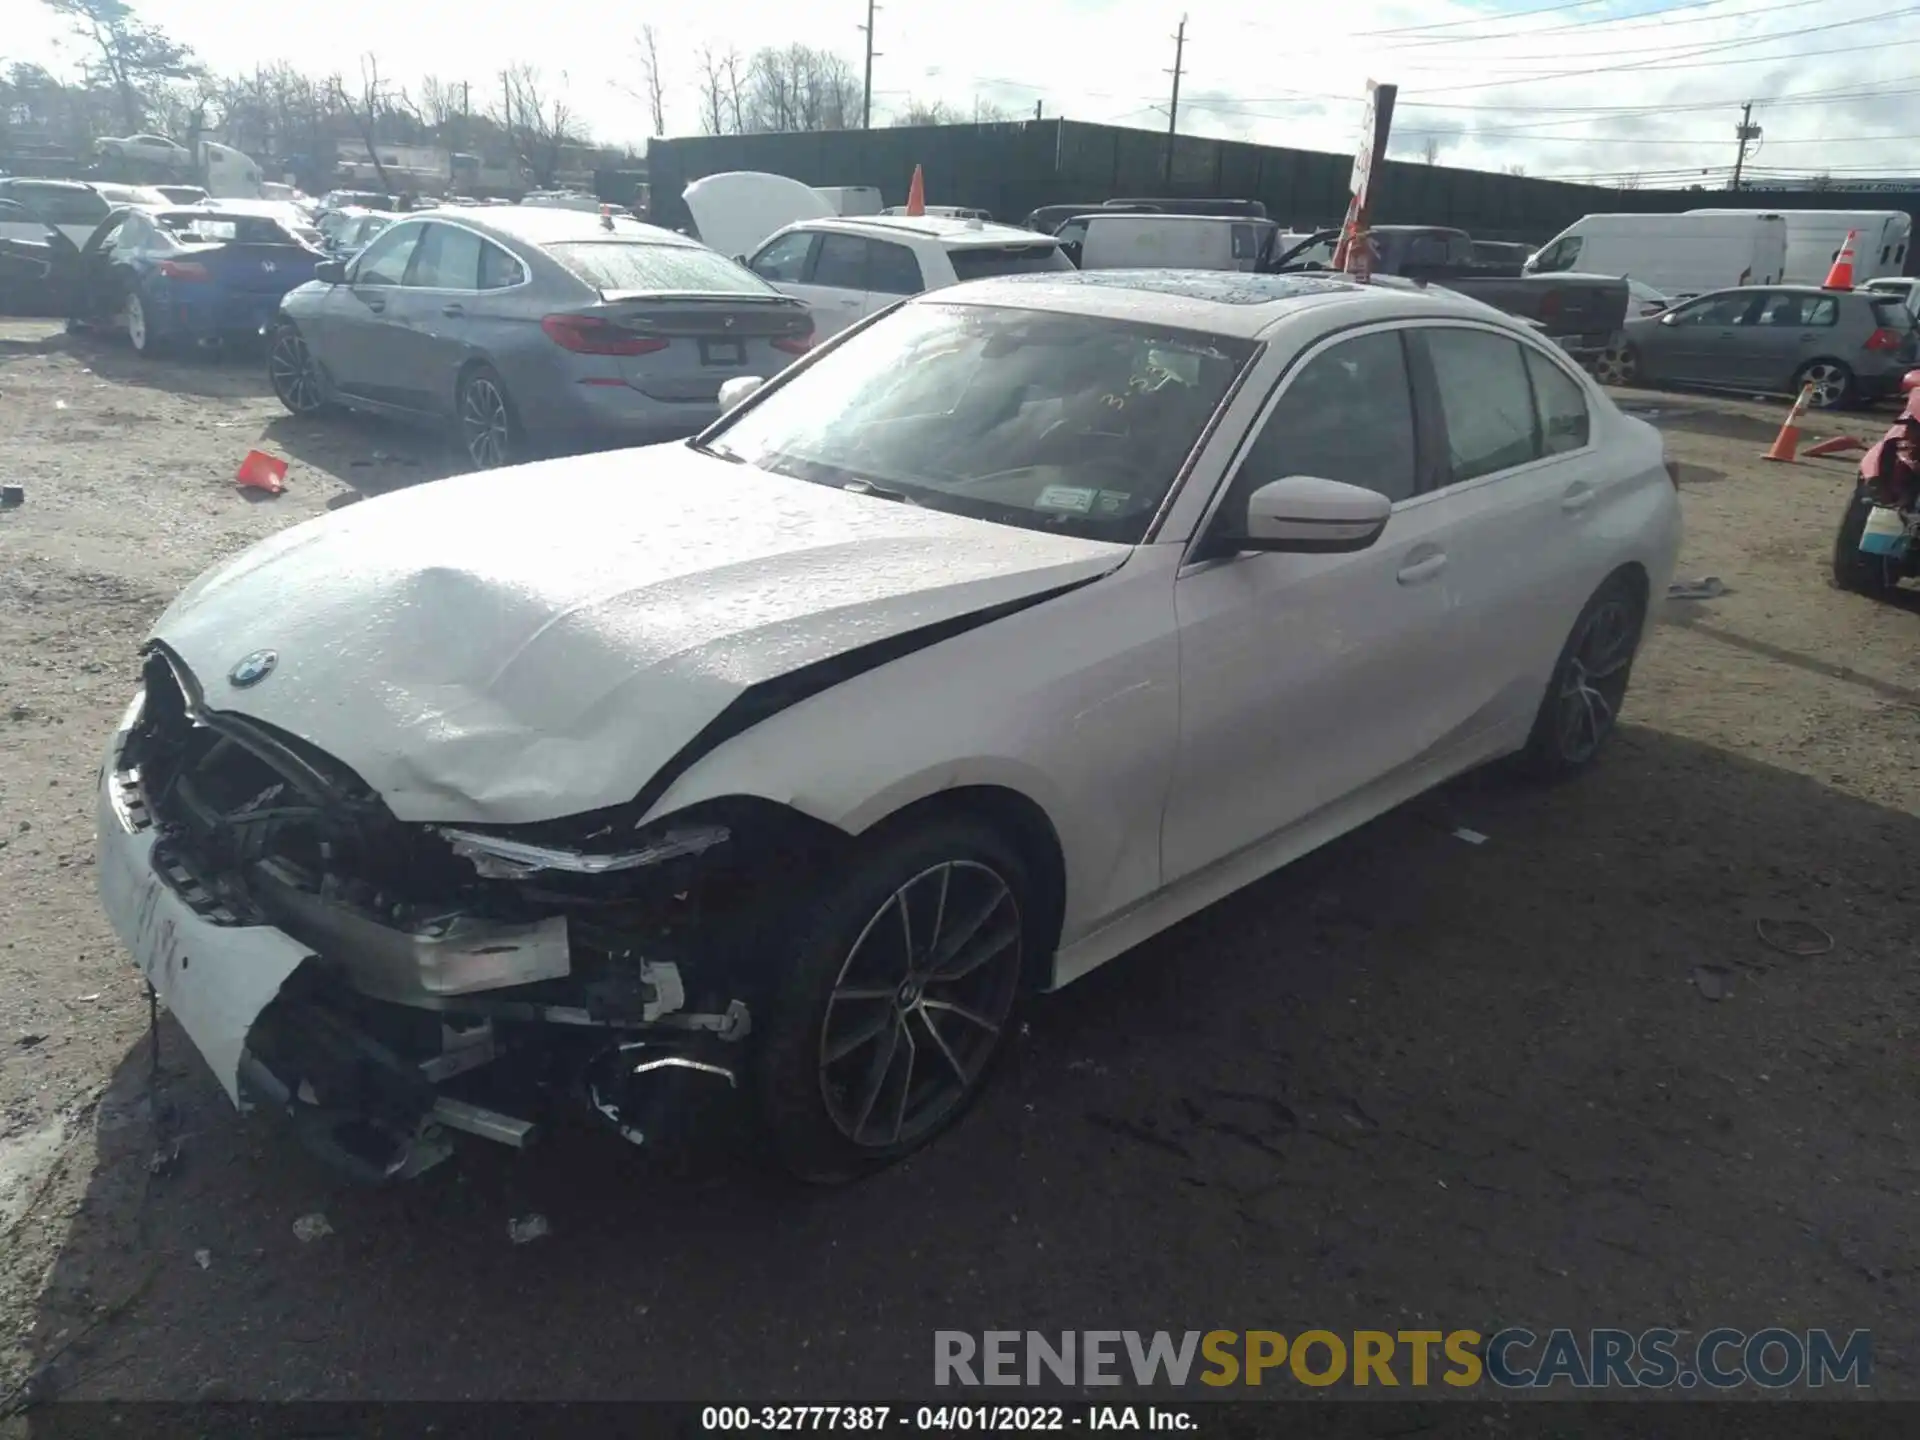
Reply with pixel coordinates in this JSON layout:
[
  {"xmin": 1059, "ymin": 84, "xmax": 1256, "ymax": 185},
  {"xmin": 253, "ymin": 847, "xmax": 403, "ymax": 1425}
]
[
  {"xmin": 546, "ymin": 240, "xmax": 771, "ymax": 295},
  {"xmin": 707, "ymin": 301, "xmax": 1256, "ymax": 544}
]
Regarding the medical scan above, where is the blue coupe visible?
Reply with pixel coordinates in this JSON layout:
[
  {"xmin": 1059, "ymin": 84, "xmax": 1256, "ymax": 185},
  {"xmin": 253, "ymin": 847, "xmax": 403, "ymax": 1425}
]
[{"xmin": 70, "ymin": 204, "xmax": 324, "ymax": 356}]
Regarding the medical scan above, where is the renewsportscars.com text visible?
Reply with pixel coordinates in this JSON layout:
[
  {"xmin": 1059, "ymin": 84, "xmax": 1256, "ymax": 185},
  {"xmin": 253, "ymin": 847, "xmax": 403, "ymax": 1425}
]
[{"xmin": 934, "ymin": 1328, "xmax": 1871, "ymax": 1390}]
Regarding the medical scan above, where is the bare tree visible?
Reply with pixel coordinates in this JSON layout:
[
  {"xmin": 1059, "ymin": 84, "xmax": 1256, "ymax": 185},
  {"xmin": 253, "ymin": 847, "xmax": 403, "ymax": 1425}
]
[
  {"xmin": 496, "ymin": 64, "xmax": 581, "ymax": 186},
  {"xmin": 695, "ymin": 43, "xmax": 741, "ymax": 135},
  {"xmin": 41, "ymin": 0, "xmax": 200, "ymax": 133},
  {"xmin": 740, "ymin": 45, "xmax": 860, "ymax": 133},
  {"xmin": 1420, "ymin": 135, "xmax": 1440, "ymax": 165},
  {"xmin": 332, "ymin": 53, "xmax": 394, "ymax": 191},
  {"xmin": 890, "ymin": 97, "xmax": 961, "ymax": 127},
  {"xmin": 1505, "ymin": 162, "xmax": 1527, "ymax": 177},
  {"xmin": 721, "ymin": 48, "xmax": 747, "ymax": 133},
  {"xmin": 636, "ymin": 24, "xmax": 667, "ymax": 136}
]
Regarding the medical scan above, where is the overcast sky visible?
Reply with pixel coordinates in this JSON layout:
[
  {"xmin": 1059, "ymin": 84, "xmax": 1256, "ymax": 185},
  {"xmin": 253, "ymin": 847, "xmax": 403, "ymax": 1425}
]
[{"xmin": 10, "ymin": 0, "xmax": 1917, "ymax": 185}]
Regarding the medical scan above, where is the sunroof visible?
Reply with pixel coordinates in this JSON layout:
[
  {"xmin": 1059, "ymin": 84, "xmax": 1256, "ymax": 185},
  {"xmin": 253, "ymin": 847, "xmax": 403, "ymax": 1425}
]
[{"xmin": 986, "ymin": 269, "xmax": 1358, "ymax": 306}]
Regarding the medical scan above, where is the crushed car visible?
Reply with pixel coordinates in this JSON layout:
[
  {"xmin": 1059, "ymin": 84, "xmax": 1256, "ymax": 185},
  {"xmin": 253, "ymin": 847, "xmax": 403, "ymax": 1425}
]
[{"xmin": 98, "ymin": 270, "xmax": 1681, "ymax": 1186}]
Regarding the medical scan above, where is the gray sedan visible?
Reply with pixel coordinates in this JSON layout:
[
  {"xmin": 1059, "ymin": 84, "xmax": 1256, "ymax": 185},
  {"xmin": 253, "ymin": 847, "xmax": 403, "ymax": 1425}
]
[
  {"xmin": 1598, "ymin": 284, "xmax": 1917, "ymax": 408},
  {"xmin": 266, "ymin": 207, "xmax": 815, "ymax": 468}
]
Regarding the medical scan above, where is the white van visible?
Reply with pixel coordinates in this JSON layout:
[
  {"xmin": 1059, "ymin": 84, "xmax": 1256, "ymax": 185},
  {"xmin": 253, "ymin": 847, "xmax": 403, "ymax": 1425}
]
[
  {"xmin": 1526, "ymin": 213, "xmax": 1786, "ymax": 300},
  {"xmin": 1685, "ymin": 209, "xmax": 1911, "ymax": 284},
  {"xmin": 1079, "ymin": 213, "xmax": 1278, "ymax": 272},
  {"xmin": 813, "ymin": 185, "xmax": 883, "ymax": 217}
]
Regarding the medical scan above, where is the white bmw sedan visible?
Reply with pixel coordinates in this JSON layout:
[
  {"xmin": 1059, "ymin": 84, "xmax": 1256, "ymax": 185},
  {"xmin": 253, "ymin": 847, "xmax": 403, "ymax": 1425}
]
[{"xmin": 96, "ymin": 270, "xmax": 1680, "ymax": 1184}]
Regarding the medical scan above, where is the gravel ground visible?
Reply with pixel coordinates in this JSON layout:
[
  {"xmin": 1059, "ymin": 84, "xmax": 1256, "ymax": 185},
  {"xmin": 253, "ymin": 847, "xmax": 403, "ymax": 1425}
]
[{"xmin": 0, "ymin": 320, "xmax": 1916, "ymax": 1408}]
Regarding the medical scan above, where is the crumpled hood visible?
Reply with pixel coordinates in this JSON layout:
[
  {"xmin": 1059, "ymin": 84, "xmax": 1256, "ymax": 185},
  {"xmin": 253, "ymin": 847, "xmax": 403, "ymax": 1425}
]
[{"xmin": 153, "ymin": 446, "xmax": 1127, "ymax": 824}]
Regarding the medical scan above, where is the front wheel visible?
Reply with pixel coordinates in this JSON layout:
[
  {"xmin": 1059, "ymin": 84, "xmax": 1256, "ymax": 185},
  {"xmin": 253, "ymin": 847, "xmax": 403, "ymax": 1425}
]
[
  {"xmin": 757, "ymin": 816, "xmax": 1033, "ymax": 1183},
  {"xmin": 1591, "ymin": 341, "xmax": 1639, "ymax": 388},
  {"xmin": 266, "ymin": 324, "xmax": 332, "ymax": 415},
  {"xmin": 1515, "ymin": 574, "xmax": 1647, "ymax": 781},
  {"xmin": 1795, "ymin": 359, "xmax": 1855, "ymax": 410},
  {"xmin": 456, "ymin": 364, "xmax": 522, "ymax": 470},
  {"xmin": 1831, "ymin": 487, "xmax": 1897, "ymax": 598},
  {"xmin": 124, "ymin": 291, "xmax": 162, "ymax": 358}
]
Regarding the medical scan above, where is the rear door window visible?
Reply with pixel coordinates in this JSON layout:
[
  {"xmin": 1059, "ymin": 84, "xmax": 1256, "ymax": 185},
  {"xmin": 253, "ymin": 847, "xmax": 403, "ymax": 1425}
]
[
  {"xmin": 547, "ymin": 241, "xmax": 773, "ymax": 295},
  {"xmin": 477, "ymin": 240, "xmax": 525, "ymax": 289},
  {"xmin": 1420, "ymin": 327, "xmax": 1543, "ymax": 483},
  {"xmin": 1523, "ymin": 348, "xmax": 1592, "ymax": 456},
  {"xmin": 405, "ymin": 223, "xmax": 483, "ymax": 289},
  {"xmin": 947, "ymin": 244, "xmax": 1073, "ymax": 282},
  {"xmin": 1757, "ymin": 293, "xmax": 1837, "ymax": 327},
  {"xmin": 867, "ymin": 240, "xmax": 924, "ymax": 295},
  {"xmin": 810, "ymin": 234, "xmax": 870, "ymax": 290}
]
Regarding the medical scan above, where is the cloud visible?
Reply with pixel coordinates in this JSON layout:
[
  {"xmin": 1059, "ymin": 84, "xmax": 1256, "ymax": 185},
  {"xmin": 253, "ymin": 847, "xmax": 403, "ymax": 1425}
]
[{"xmin": 17, "ymin": 0, "xmax": 1916, "ymax": 183}]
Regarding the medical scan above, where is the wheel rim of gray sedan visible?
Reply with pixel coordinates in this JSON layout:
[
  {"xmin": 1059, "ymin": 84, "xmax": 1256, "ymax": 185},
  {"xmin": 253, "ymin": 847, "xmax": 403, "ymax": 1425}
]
[
  {"xmin": 818, "ymin": 860, "xmax": 1022, "ymax": 1149},
  {"xmin": 1593, "ymin": 344, "xmax": 1635, "ymax": 387},
  {"xmin": 1801, "ymin": 363, "xmax": 1847, "ymax": 408},
  {"xmin": 124, "ymin": 294, "xmax": 146, "ymax": 351},
  {"xmin": 462, "ymin": 377, "xmax": 511, "ymax": 468},
  {"xmin": 1556, "ymin": 597, "xmax": 1637, "ymax": 764},
  {"xmin": 268, "ymin": 330, "xmax": 323, "ymax": 413}
]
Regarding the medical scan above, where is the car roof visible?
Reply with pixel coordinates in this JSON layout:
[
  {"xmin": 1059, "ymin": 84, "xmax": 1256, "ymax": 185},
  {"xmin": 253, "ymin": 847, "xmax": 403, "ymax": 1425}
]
[
  {"xmin": 0, "ymin": 177, "xmax": 95, "ymax": 191},
  {"xmin": 918, "ymin": 269, "xmax": 1526, "ymax": 339},
  {"xmin": 805, "ymin": 214, "xmax": 1058, "ymax": 249},
  {"xmin": 409, "ymin": 205, "xmax": 697, "ymax": 247}
]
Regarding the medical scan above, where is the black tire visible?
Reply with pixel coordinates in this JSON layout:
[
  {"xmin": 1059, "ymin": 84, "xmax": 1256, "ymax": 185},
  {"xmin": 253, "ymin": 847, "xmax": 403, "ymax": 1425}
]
[
  {"xmin": 1831, "ymin": 487, "xmax": 1897, "ymax": 598},
  {"xmin": 1795, "ymin": 359, "xmax": 1855, "ymax": 410},
  {"xmin": 266, "ymin": 323, "xmax": 332, "ymax": 416},
  {"xmin": 1515, "ymin": 572, "xmax": 1647, "ymax": 781},
  {"xmin": 455, "ymin": 363, "xmax": 523, "ymax": 470},
  {"xmin": 1592, "ymin": 341, "xmax": 1640, "ymax": 389},
  {"xmin": 756, "ymin": 814, "xmax": 1034, "ymax": 1184}
]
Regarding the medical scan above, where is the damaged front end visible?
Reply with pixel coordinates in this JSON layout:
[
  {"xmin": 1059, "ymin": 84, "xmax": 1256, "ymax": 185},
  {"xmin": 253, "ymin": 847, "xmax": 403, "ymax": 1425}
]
[{"xmin": 99, "ymin": 644, "xmax": 823, "ymax": 1182}]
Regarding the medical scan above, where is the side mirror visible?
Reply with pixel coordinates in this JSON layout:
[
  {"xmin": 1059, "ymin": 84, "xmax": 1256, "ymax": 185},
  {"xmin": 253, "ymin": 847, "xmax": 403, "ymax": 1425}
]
[
  {"xmin": 1240, "ymin": 476, "xmax": 1390, "ymax": 554},
  {"xmin": 315, "ymin": 259, "xmax": 346, "ymax": 284},
  {"xmin": 718, "ymin": 375, "xmax": 765, "ymax": 411},
  {"xmin": 732, "ymin": 253, "xmax": 748, "ymax": 266}
]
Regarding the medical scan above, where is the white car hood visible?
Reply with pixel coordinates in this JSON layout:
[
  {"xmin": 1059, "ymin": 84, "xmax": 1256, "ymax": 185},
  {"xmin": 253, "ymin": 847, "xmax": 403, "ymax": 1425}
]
[
  {"xmin": 683, "ymin": 171, "xmax": 836, "ymax": 260},
  {"xmin": 152, "ymin": 446, "xmax": 1127, "ymax": 825}
]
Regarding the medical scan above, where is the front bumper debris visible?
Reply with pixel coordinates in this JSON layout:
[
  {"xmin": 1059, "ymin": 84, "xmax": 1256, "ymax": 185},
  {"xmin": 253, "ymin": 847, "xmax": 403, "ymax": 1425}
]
[{"xmin": 95, "ymin": 688, "xmax": 750, "ymax": 1182}]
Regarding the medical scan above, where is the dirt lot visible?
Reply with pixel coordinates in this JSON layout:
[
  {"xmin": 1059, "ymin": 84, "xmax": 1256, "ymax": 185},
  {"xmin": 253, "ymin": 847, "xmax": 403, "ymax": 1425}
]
[{"xmin": 0, "ymin": 319, "xmax": 1916, "ymax": 1409}]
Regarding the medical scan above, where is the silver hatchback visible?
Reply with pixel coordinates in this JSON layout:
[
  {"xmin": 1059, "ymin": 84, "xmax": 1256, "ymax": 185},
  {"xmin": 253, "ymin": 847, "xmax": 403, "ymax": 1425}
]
[
  {"xmin": 1603, "ymin": 284, "xmax": 1918, "ymax": 408},
  {"xmin": 268, "ymin": 206, "xmax": 814, "ymax": 467}
]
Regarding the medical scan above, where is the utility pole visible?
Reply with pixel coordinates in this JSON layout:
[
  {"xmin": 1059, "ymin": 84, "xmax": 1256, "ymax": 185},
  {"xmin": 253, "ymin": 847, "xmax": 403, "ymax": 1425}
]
[
  {"xmin": 1163, "ymin": 15, "xmax": 1187, "ymax": 183},
  {"xmin": 1732, "ymin": 100, "xmax": 1761, "ymax": 191},
  {"xmin": 860, "ymin": 0, "xmax": 881, "ymax": 129},
  {"xmin": 1035, "ymin": 99, "xmax": 1043, "ymax": 121}
]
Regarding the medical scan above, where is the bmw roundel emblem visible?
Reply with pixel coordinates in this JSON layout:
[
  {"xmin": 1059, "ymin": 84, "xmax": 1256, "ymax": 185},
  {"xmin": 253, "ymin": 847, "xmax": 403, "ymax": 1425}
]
[{"xmin": 228, "ymin": 649, "xmax": 278, "ymax": 688}]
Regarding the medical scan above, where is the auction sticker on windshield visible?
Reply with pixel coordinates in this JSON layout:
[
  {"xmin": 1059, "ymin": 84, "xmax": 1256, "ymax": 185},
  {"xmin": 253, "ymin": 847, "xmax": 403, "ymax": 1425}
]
[{"xmin": 1036, "ymin": 485, "xmax": 1097, "ymax": 513}]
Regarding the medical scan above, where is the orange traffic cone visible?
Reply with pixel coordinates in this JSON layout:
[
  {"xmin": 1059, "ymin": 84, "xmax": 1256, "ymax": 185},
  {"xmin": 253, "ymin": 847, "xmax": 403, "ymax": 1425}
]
[
  {"xmin": 234, "ymin": 449, "xmax": 288, "ymax": 494},
  {"xmin": 1762, "ymin": 383, "xmax": 1816, "ymax": 463},
  {"xmin": 904, "ymin": 164, "xmax": 926, "ymax": 217},
  {"xmin": 1822, "ymin": 229, "xmax": 1860, "ymax": 290},
  {"xmin": 1804, "ymin": 433, "xmax": 1870, "ymax": 459}
]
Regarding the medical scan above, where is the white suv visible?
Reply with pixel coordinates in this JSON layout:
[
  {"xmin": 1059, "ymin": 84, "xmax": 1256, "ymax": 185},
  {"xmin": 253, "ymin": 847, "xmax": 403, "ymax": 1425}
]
[{"xmin": 743, "ymin": 214, "xmax": 1073, "ymax": 338}]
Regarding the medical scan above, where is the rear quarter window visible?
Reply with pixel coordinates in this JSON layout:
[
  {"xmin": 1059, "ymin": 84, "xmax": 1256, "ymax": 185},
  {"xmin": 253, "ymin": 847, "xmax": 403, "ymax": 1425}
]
[
  {"xmin": 546, "ymin": 241, "xmax": 772, "ymax": 295},
  {"xmin": 946, "ymin": 244, "xmax": 1074, "ymax": 283}
]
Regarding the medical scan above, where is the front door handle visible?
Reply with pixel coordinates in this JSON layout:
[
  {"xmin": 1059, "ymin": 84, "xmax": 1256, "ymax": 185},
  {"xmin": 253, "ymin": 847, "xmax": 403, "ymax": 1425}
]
[
  {"xmin": 1562, "ymin": 482, "xmax": 1597, "ymax": 513},
  {"xmin": 360, "ymin": 295, "xmax": 385, "ymax": 313},
  {"xmin": 441, "ymin": 302, "xmax": 464, "ymax": 317},
  {"xmin": 1396, "ymin": 550, "xmax": 1447, "ymax": 585}
]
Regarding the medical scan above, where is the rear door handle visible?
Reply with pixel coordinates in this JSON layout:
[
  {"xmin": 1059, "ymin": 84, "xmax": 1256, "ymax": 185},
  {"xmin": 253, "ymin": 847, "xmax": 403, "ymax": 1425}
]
[
  {"xmin": 1562, "ymin": 482, "xmax": 1597, "ymax": 513},
  {"xmin": 1396, "ymin": 550, "xmax": 1447, "ymax": 585},
  {"xmin": 441, "ymin": 303, "xmax": 464, "ymax": 317},
  {"xmin": 839, "ymin": 299, "xmax": 864, "ymax": 308}
]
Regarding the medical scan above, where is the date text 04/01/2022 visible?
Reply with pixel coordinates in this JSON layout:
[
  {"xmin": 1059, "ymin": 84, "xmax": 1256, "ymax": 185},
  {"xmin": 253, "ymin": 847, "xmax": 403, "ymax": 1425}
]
[{"xmin": 699, "ymin": 1405, "xmax": 1197, "ymax": 1431}]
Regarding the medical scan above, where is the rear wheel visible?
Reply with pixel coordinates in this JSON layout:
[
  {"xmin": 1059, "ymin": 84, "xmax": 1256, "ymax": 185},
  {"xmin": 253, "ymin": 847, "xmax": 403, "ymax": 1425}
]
[
  {"xmin": 1795, "ymin": 359, "xmax": 1855, "ymax": 409},
  {"xmin": 1832, "ymin": 487, "xmax": 1897, "ymax": 598},
  {"xmin": 757, "ymin": 815, "xmax": 1032, "ymax": 1183},
  {"xmin": 1515, "ymin": 573, "xmax": 1646, "ymax": 780},
  {"xmin": 266, "ymin": 324, "xmax": 331, "ymax": 415},
  {"xmin": 456, "ymin": 364, "xmax": 522, "ymax": 470}
]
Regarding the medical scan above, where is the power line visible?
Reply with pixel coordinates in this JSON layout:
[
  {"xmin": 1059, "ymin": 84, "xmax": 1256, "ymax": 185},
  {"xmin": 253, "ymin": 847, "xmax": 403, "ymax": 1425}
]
[
  {"xmin": 1382, "ymin": 0, "xmax": 1829, "ymax": 47},
  {"xmin": 1353, "ymin": 0, "xmax": 1637, "ymax": 37}
]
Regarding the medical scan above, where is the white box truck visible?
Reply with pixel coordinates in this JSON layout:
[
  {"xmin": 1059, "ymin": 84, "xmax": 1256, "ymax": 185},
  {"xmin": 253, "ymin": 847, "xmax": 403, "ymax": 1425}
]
[
  {"xmin": 1526, "ymin": 212, "xmax": 1787, "ymax": 300},
  {"xmin": 1685, "ymin": 209, "xmax": 1911, "ymax": 284}
]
